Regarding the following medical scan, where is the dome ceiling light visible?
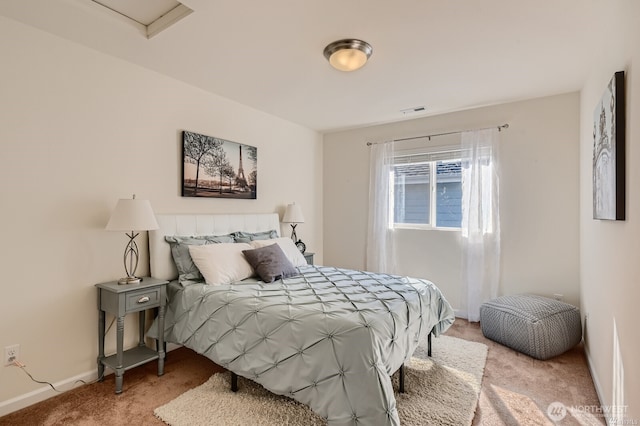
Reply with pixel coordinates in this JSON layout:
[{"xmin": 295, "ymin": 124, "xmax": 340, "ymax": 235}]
[{"xmin": 323, "ymin": 39, "xmax": 373, "ymax": 72}]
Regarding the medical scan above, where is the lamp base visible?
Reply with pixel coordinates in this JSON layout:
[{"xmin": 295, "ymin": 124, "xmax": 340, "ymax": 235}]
[
  {"xmin": 119, "ymin": 232, "xmax": 142, "ymax": 285},
  {"xmin": 118, "ymin": 276, "xmax": 141, "ymax": 285}
]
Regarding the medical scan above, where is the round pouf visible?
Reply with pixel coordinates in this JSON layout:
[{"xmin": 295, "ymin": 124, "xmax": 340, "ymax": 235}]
[{"xmin": 479, "ymin": 294, "xmax": 582, "ymax": 360}]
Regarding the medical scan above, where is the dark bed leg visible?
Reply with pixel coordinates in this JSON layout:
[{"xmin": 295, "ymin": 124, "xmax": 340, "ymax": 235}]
[
  {"xmin": 231, "ymin": 372, "xmax": 238, "ymax": 392},
  {"xmin": 398, "ymin": 365, "xmax": 405, "ymax": 393},
  {"xmin": 428, "ymin": 332, "xmax": 432, "ymax": 357}
]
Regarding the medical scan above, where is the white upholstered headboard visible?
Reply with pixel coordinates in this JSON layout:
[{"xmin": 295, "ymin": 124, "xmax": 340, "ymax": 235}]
[{"xmin": 149, "ymin": 213, "xmax": 281, "ymax": 281}]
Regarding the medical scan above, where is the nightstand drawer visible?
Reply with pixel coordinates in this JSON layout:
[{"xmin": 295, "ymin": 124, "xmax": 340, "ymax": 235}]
[{"xmin": 125, "ymin": 287, "xmax": 160, "ymax": 312}]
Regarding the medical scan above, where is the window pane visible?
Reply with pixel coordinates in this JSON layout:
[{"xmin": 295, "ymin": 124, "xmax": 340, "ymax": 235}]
[
  {"xmin": 436, "ymin": 160, "xmax": 462, "ymax": 228},
  {"xmin": 394, "ymin": 163, "xmax": 430, "ymax": 224}
]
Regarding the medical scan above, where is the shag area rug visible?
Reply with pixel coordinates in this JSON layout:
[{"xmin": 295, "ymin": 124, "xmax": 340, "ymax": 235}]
[{"xmin": 154, "ymin": 335, "xmax": 488, "ymax": 426}]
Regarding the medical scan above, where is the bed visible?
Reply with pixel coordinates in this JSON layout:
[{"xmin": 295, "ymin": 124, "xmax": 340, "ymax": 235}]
[{"xmin": 148, "ymin": 213, "xmax": 454, "ymax": 426}]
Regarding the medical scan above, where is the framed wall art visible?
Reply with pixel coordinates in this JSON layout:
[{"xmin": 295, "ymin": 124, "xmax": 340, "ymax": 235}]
[
  {"xmin": 182, "ymin": 130, "xmax": 257, "ymax": 199},
  {"xmin": 593, "ymin": 71, "xmax": 625, "ymax": 220}
]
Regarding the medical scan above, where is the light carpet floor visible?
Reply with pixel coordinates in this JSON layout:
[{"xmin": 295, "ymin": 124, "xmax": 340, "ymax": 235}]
[{"xmin": 154, "ymin": 335, "xmax": 488, "ymax": 426}]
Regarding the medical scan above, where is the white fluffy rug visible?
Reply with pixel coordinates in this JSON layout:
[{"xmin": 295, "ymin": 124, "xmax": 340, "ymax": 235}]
[{"xmin": 155, "ymin": 335, "xmax": 488, "ymax": 426}]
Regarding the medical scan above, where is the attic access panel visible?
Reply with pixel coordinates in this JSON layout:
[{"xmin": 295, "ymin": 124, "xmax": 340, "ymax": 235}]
[{"xmin": 89, "ymin": 0, "xmax": 193, "ymax": 38}]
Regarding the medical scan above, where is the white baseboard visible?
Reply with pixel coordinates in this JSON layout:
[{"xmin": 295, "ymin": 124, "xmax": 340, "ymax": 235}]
[
  {"xmin": 0, "ymin": 369, "xmax": 98, "ymax": 417},
  {"xmin": 0, "ymin": 343, "xmax": 182, "ymax": 418},
  {"xmin": 584, "ymin": 345, "xmax": 608, "ymax": 423}
]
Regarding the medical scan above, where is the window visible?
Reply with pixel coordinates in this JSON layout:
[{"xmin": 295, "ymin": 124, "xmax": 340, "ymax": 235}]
[{"xmin": 391, "ymin": 149, "xmax": 462, "ymax": 229}]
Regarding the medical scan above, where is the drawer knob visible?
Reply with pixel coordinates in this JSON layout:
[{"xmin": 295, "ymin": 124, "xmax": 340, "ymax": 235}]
[{"xmin": 137, "ymin": 296, "xmax": 150, "ymax": 304}]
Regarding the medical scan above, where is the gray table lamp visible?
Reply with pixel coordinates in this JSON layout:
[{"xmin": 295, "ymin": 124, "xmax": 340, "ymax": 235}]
[{"xmin": 106, "ymin": 194, "xmax": 159, "ymax": 284}]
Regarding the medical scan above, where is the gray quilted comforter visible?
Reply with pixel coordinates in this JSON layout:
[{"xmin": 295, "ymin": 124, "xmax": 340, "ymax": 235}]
[{"xmin": 153, "ymin": 265, "xmax": 454, "ymax": 425}]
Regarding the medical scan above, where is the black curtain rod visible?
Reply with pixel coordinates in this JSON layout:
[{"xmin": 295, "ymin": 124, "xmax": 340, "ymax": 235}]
[{"xmin": 366, "ymin": 123, "xmax": 509, "ymax": 146}]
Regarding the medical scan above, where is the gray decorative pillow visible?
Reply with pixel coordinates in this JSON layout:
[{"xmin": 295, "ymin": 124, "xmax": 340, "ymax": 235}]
[
  {"xmin": 233, "ymin": 230, "xmax": 278, "ymax": 244},
  {"xmin": 165, "ymin": 235, "xmax": 234, "ymax": 285},
  {"xmin": 242, "ymin": 243, "xmax": 298, "ymax": 283}
]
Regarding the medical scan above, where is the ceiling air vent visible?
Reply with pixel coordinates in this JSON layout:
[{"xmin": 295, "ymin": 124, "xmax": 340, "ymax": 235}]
[{"xmin": 400, "ymin": 106, "xmax": 427, "ymax": 116}]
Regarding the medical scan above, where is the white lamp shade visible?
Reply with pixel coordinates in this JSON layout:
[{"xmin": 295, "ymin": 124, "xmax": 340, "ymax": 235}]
[
  {"xmin": 282, "ymin": 203, "xmax": 305, "ymax": 224},
  {"xmin": 105, "ymin": 198, "xmax": 159, "ymax": 231}
]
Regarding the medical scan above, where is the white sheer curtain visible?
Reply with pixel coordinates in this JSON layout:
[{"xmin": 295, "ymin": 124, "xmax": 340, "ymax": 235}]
[
  {"xmin": 460, "ymin": 128, "xmax": 501, "ymax": 322},
  {"xmin": 366, "ymin": 141, "xmax": 395, "ymax": 273}
]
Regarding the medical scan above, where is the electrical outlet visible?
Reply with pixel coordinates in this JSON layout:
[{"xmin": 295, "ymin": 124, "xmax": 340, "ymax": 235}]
[
  {"xmin": 4, "ymin": 344, "xmax": 19, "ymax": 366},
  {"xmin": 553, "ymin": 293, "xmax": 564, "ymax": 301}
]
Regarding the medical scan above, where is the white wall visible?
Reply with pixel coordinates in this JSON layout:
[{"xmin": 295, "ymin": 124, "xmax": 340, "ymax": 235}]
[
  {"xmin": 0, "ymin": 16, "xmax": 322, "ymax": 412},
  {"xmin": 323, "ymin": 93, "xmax": 580, "ymax": 311},
  {"xmin": 579, "ymin": 0, "xmax": 640, "ymax": 421}
]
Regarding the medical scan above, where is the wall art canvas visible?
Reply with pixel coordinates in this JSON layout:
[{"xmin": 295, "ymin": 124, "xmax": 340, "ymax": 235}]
[
  {"xmin": 182, "ymin": 130, "xmax": 257, "ymax": 199},
  {"xmin": 593, "ymin": 71, "xmax": 625, "ymax": 220}
]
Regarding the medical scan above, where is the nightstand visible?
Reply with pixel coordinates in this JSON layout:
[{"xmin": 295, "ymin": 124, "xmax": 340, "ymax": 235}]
[
  {"xmin": 303, "ymin": 252, "xmax": 314, "ymax": 265},
  {"xmin": 96, "ymin": 277, "xmax": 168, "ymax": 394}
]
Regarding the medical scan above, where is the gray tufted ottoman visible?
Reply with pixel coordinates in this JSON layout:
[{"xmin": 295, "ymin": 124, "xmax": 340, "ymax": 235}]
[{"xmin": 480, "ymin": 294, "xmax": 582, "ymax": 360}]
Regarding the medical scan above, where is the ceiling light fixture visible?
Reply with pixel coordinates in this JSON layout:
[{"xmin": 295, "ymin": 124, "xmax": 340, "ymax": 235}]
[{"xmin": 323, "ymin": 39, "xmax": 373, "ymax": 72}]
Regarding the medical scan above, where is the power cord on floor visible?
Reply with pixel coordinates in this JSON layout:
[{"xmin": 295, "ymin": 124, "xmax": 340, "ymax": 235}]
[
  {"xmin": 12, "ymin": 359, "xmax": 104, "ymax": 391},
  {"xmin": 9, "ymin": 316, "xmax": 117, "ymax": 391}
]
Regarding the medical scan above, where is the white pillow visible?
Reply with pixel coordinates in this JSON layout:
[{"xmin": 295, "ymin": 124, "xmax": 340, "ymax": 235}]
[
  {"xmin": 250, "ymin": 237, "xmax": 307, "ymax": 267},
  {"xmin": 188, "ymin": 243, "xmax": 254, "ymax": 285}
]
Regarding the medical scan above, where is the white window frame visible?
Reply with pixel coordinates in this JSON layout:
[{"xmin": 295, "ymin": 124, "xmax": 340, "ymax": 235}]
[{"xmin": 390, "ymin": 149, "xmax": 462, "ymax": 231}]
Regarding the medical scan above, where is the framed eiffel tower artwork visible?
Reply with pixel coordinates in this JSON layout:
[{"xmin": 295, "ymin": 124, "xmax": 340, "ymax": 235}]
[{"xmin": 182, "ymin": 130, "xmax": 257, "ymax": 199}]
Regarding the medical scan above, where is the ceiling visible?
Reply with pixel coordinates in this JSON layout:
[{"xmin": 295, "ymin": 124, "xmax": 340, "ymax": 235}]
[{"xmin": 0, "ymin": 0, "xmax": 607, "ymax": 133}]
